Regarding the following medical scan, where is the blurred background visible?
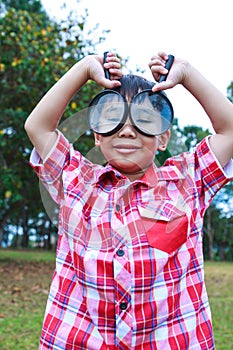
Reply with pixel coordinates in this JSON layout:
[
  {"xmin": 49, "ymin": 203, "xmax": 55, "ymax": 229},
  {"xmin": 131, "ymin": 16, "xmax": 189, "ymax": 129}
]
[
  {"xmin": 1, "ymin": 0, "xmax": 233, "ymax": 260},
  {"xmin": 0, "ymin": 1, "xmax": 233, "ymax": 349}
]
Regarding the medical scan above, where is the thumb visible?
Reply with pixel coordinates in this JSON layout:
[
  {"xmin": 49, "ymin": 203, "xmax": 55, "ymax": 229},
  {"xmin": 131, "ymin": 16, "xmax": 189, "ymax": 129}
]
[
  {"xmin": 152, "ymin": 81, "xmax": 171, "ymax": 93},
  {"xmin": 98, "ymin": 77, "xmax": 121, "ymax": 89}
]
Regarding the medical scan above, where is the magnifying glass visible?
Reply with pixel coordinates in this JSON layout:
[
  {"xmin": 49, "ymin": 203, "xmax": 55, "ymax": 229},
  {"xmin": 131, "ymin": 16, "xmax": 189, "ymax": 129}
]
[{"xmin": 87, "ymin": 53, "xmax": 174, "ymax": 136}]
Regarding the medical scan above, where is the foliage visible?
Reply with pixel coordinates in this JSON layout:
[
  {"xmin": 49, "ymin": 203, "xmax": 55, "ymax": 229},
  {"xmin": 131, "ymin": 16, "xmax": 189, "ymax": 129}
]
[
  {"xmin": 227, "ymin": 81, "xmax": 233, "ymax": 104},
  {"xmin": 0, "ymin": 0, "xmax": 108, "ymax": 248},
  {"xmin": 157, "ymin": 120, "xmax": 233, "ymax": 261},
  {"xmin": 0, "ymin": 1, "xmax": 232, "ymax": 259},
  {"xmin": 0, "ymin": 0, "xmax": 44, "ymax": 13}
]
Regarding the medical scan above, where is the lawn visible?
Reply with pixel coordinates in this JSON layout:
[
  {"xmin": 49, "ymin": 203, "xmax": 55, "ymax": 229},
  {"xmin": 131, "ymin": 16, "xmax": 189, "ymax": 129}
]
[
  {"xmin": 204, "ymin": 262, "xmax": 233, "ymax": 349},
  {"xmin": 0, "ymin": 249, "xmax": 55, "ymax": 350},
  {"xmin": 0, "ymin": 250, "xmax": 232, "ymax": 349}
]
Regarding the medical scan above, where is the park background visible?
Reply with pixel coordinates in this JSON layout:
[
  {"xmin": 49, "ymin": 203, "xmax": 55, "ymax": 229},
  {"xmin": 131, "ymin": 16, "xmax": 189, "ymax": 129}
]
[{"xmin": 0, "ymin": 0, "xmax": 233, "ymax": 349}]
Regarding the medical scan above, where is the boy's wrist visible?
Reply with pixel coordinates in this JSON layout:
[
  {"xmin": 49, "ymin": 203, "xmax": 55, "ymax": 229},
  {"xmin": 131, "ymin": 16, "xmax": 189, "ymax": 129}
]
[
  {"xmin": 182, "ymin": 61, "xmax": 199, "ymax": 91},
  {"xmin": 76, "ymin": 56, "xmax": 91, "ymax": 83}
]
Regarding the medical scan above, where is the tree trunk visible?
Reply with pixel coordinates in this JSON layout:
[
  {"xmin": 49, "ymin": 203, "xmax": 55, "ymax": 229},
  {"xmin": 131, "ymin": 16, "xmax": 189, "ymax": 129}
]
[
  {"xmin": 0, "ymin": 212, "xmax": 10, "ymax": 247},
  {"xmin": 206, "ymin": 209, "xmax": 214, "ymax": 261},
  {"xmin": 21, "ymin": 208, "xmax": 29, "ymax": 248}
]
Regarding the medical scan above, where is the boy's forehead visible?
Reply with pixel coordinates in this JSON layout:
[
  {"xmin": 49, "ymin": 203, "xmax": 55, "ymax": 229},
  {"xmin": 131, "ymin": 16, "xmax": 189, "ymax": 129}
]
[{"xmin": 121, "ymin": 88, "xmax": 143, "ymax": 103}]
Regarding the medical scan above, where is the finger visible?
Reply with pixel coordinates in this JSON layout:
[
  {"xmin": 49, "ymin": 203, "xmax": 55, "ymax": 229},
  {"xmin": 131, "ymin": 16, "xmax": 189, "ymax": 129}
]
[
  {"xmin": 104, "ymin": 61, "xmax": 121, "ymax": 71},
  {"xmin": 104, "ymin": 61, "xmax": 122, "ymax": 81},
  {"xmin": 149, "ymin": 52, "xmax": 169, "ymax": 68},
  {"xmin": 149, "ymin": 59, "xmax": 166, "ymax": 76},
  {"xmin": 151, "ymin": 80, "xmax": 172, "ymax": 92},
  {"xmin": 104, "ymin": 52, "xmax": 121, "ymax": 64},
  {"xmin": 104, "ymin": 51, "xmax": 116, "ymax": 58},
  {"xmin": 157, "ymin": 51, "xmax": 169, "ymax": 61},
  {"xmin": 152, "ymin": 83, "xmax": 167, "ymax": 93},
  {"xmin": 103, "ymin": 78, "xmax": 122, "ymax": 89},
  {"xmin": 149, "ymin": 65, "xmax": 168, "ymax": 83},
  {"xmin": 96, "ymin": 73, "xmax": 121, "ymax": 88},
  {"xmin": 108, "ymin": 66, "xmax": 123, "ymax": 84}
]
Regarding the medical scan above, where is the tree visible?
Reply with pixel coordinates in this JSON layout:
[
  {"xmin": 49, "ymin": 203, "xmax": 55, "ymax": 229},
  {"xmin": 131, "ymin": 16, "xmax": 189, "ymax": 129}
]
[
  {"xmin": 0, "ymin": 0, "xmax": 109, "ymax": 248},
  {"xmin": 0, "ymin": 0, "xmax": 45, "ymax": 13},
  {"xmin": 181, "ymin": 124, "xmax": 233, "ymax": 260},
  {"xmin": 163, "ymin": 118, "xmax": 233, "ymax": 261}
]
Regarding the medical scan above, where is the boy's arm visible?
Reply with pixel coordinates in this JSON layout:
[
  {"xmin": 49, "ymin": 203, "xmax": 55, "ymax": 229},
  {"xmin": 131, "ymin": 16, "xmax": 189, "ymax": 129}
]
[
  {"xmin": 150, "ymin": 52, "xmax": 233, "ymax": 167},
  {"xmin": 24, "ymin": 53, "xmax": 122, "ymax": 160}
]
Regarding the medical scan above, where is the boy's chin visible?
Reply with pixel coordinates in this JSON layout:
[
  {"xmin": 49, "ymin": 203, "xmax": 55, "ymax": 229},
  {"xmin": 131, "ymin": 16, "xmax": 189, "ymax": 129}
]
[{"xmin": 109, "ymin": 159, "xmax": 149, "ymax": 179}]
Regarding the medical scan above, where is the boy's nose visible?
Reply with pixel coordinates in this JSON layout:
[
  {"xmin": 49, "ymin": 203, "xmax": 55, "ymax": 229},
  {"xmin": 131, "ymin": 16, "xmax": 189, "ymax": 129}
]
[{"xmin": 118, "ymin": 117, "xmax": 136, "ymax": 137}]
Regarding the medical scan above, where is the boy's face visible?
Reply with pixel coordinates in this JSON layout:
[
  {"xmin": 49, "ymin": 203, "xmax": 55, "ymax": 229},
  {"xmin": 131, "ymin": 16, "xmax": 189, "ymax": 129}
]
[{"xmin": 94, "ymin": 118, "xmax": 170, "ymax": 181}]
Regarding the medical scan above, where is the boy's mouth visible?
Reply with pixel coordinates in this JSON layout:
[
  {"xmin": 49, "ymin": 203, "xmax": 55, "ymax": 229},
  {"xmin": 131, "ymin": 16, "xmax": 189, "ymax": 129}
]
[{"xmin": 113, "ymin": 143, "xmax": 141, "ymax": 154}]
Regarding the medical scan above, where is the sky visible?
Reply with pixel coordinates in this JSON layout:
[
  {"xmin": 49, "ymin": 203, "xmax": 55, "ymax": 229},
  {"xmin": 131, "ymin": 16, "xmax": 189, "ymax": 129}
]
[{"xmin": 42, "ymin": 0, "xmax": 233, "ymax": 131}]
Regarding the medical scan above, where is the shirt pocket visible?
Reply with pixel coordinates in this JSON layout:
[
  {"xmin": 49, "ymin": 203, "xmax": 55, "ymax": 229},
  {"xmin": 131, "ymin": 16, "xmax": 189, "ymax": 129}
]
[{"xmin": 137, "ymin": 201, "xmax": 189, "ymax": 254}]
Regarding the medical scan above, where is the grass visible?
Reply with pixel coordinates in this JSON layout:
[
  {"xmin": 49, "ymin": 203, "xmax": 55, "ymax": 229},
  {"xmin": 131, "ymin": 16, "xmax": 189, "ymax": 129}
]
[
  {"xmin": 204, "ymin": 262, "xmax": 233, "ymax": 349},
  {"xmin": 0, "ymin": 249, "xmax": 55, "ymax": 350},
  {"xmin": 0, "ymin": 248, "xmax": 55, "ymax": 262},
  {"xmin": 0, "ymin": 250, "xmax": 232, "ymax": 349}
]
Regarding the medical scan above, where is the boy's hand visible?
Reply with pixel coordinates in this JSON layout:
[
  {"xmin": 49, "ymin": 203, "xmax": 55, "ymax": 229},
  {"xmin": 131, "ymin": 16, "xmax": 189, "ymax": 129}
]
[
  {"xmin": 149, "ymin": 51, "xmax": 188, "ymax": 92},
  {"xmin": 86, "ymin": 52, "xmax": 122, "ymax": 89}
]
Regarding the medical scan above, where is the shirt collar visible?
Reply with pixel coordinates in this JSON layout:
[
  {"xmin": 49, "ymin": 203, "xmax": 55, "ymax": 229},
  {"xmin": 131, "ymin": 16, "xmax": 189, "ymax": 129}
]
[
  {"xmin": 95, "ymin": 164, "xmax": 126, "ymax": 185},
  {"xmin": 95, "ymin": 162, "xmax": 185, "ymax": 187}
]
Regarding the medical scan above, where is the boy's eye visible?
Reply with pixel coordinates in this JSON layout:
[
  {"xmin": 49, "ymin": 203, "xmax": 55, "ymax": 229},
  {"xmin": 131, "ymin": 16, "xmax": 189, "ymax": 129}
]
[
  {"xmin": 100, "ymin": 104, "xmax": 124, "ymax": 121},
  {"xmin": 135, "ymin": 118, "xmax": 153, "ymax": 124},
  {"xmin": 133, "ymin": 108, "xmax": 155, "ymax": 122},
  {"xmin": 108, "ymin": 117, "xmax": 120, "ymax": 122}
]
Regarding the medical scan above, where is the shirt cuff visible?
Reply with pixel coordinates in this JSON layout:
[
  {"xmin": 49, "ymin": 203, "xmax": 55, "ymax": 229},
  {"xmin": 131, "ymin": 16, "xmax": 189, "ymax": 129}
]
[{"xmin": 206, "ymin": 136, "xmax": 233, "ymax": 179}]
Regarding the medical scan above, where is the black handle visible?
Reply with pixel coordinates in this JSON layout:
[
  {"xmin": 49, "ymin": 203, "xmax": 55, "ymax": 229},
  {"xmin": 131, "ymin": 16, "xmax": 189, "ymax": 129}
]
[
  {"xmin": 104, "ymin": 51, "xmax": 110, "ymax": 80},
  {"xmin": 159, "ymin": 54, "xmax": 174, "ymax": 83}
]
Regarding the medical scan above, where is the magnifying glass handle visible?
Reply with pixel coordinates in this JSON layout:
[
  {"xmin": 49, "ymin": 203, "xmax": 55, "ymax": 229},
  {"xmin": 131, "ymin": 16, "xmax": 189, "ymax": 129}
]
[
  {"xmin": 104, "ymin": 51, "xmax": 110, "ymax": 80},
  {"xmin": 159, "ymin": 54, "xmax": 174, "ymax": 83}
]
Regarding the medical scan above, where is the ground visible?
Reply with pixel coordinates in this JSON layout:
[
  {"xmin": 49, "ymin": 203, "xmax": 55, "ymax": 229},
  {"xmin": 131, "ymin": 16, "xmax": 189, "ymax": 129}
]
[{"xmin": 0, "ymin": 250, "xmax": 232, "ymax": 349}]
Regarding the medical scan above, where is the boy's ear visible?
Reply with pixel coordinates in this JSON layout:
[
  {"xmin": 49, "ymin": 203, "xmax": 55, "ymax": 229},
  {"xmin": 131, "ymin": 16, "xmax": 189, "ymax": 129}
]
[
  {"xmin": 94, "ymin": 133, "xmax": 101, "ymax": 147},
  {"xmin": 158, "ymin": 129, "xmax": 171, "ymax": 151}
]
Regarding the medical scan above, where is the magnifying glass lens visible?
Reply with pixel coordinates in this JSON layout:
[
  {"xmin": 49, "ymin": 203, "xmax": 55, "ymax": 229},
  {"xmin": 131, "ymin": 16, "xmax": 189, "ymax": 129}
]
[
  {"xmin": 88, "ymin": 91, "xmax": 126, "ymax": 135},
  {"xmin": 130, "ymin": 91, "xmax": 174, "ymax": 136}
]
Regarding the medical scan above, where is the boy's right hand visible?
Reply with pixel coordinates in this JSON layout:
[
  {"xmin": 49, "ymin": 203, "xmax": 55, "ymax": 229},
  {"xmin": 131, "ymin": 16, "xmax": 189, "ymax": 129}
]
[{"xmin": 86, "ymin": 52, "xmax": 122, "ymax": 89}]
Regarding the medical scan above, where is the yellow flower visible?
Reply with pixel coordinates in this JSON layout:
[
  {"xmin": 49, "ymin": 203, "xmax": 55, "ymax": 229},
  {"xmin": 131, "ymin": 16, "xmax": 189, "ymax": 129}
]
[
  {"xmin": 71, "ymin": 102, "xmax": 77, "ymax": 109},
  {"xmin": 40, "ymin": 58, "xmax": 49, "ymax": 67},
  {"xmin": 5, "ymin": 191, "xmax": 12, "ymax": 199},
  {"xmin": 0, "ymin": 63, "xmax": 5, "ymax": 72},
  {"xmin": 41, "ymin": 29, "xmax": 47, "ymax": 36},
  {"xmin": 53, "ymin": 74, "xmax": 59, "ymax": 81},
  {"xmin": 0, "ymin": 129, "xmax": 4, "ymax": 135},
  {"xmin": 12, "ymin": 58, "xmax": 21, "ymax": 67}
]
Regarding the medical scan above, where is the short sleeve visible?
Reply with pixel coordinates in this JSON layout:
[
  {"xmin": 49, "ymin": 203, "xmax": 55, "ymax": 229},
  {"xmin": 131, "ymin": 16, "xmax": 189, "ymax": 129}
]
[
  {"xmin": 29, "ymin": 130, "xmax": 79, "ymax": 205},
  {"xmin": 195, "ymin": 136, "xmax": 233, "ymax": 205}
]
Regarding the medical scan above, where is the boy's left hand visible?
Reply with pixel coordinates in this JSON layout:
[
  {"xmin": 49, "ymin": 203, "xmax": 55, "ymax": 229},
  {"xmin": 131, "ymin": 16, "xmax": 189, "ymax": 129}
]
[{"xmin": 149, "ymin": 51, "xmax": 187, "ymax": 92}]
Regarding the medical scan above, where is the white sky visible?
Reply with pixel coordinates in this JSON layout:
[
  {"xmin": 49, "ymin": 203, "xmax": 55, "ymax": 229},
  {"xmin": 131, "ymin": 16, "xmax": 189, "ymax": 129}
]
[{"xmin": 42, "ymin": 0, "xmax": 233, "ymax": 131}]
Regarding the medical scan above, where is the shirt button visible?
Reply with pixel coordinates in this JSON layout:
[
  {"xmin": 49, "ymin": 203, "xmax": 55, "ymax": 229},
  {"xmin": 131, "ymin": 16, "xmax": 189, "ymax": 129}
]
[
  {"xmin": 115, "ymin": 204, "xmax": 121, "ymax": 212},
  {"xmin": 116, "ymin": 249, "xmax": 124, "ymax": 257},
  {"xmin": 120, "ymin": 302, "xmax": 127, "ymax": 310}
]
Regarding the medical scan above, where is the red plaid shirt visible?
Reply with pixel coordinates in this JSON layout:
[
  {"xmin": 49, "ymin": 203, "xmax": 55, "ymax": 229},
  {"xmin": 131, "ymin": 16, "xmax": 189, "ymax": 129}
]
[{"xmin": 30, "ymin": 131, "xmax": 232, "ymax": 349}]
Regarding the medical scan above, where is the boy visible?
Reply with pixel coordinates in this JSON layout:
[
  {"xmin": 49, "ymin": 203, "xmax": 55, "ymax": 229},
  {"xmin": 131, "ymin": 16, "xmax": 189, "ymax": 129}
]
[{"xmin": 25, "ymin": 52, "xmax": 233, "ymax": 349}]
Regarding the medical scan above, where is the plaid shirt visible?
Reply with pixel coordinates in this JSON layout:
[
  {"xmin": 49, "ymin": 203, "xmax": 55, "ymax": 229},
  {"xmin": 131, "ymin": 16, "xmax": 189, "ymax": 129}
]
[{"xmin": 30, "ymin": 131, "xmax": 233, "ymax": 349}]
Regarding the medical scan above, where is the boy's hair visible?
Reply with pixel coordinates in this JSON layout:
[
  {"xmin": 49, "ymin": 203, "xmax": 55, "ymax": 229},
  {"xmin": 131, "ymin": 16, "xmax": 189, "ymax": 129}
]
[{"xmin": 113, "ymin": 74, "xmax": 155, "ymax": 102}]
